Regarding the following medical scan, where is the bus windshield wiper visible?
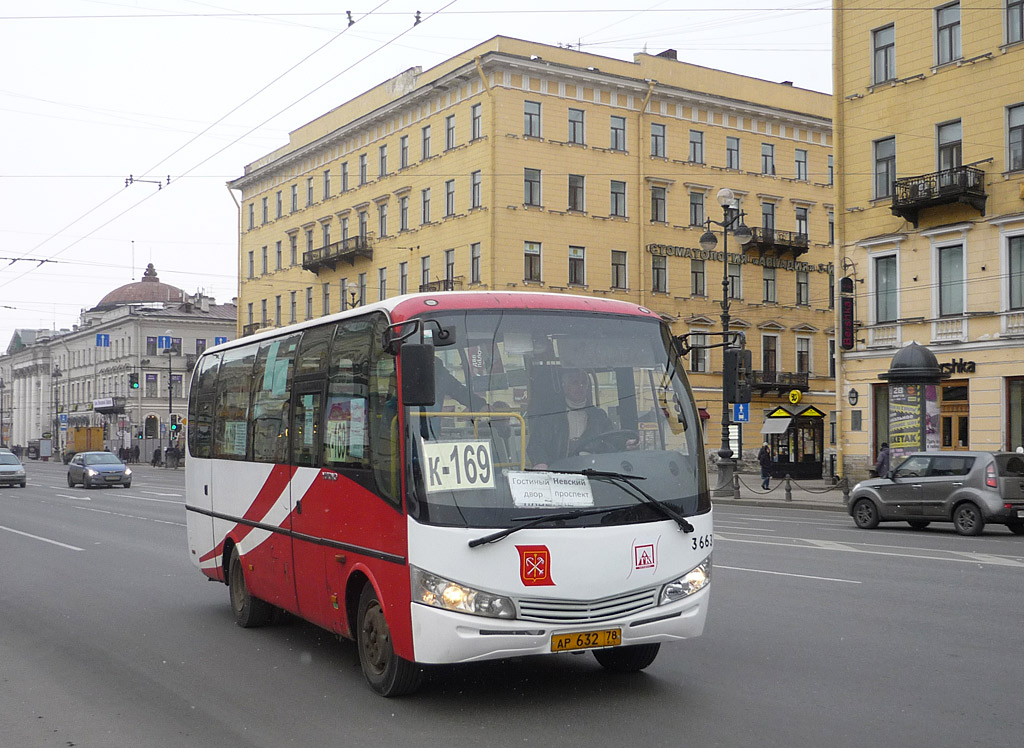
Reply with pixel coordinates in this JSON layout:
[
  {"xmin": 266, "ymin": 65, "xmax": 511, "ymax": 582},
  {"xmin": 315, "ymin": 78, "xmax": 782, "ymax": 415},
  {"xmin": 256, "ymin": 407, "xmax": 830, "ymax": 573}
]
[
  {"xmin": 545, "ymin": 468, "xmax": 695, "ymax": 533},
  {"xmin": 468, "ymin": 505, "xmax": 618, "ymax": 548}
]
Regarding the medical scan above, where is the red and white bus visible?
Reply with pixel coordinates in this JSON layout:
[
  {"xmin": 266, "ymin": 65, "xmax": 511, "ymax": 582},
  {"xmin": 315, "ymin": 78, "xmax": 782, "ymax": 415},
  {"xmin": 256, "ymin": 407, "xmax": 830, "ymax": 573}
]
[{"xmin": 186, "ymin": 292, "xmax": 712, "ymax": 696}]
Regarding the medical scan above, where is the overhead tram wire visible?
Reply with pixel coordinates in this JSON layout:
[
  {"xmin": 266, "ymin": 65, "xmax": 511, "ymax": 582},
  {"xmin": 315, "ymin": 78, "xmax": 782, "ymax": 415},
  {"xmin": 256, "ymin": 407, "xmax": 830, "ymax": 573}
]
[{"xmin": 0, "ymin": 0, "xmax": 396, "ymax": 292}]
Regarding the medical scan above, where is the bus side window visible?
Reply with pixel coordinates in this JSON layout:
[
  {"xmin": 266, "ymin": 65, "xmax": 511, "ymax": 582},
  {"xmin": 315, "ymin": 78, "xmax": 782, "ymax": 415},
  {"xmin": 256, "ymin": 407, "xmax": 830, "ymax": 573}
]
[
  {"xmin": 251, "ymin": 334, "xmax": 301, "ymax": 464},
  {"xmin": 188, "ymin": 353, "xmax": 220, "ymax": 458},
  {"xmin": 212, "ymin": 344, "xmax": 259, "ymax": 460},
  {"xmin": 369, "ymin": 324, "xmax": 398, "ymax": 503},
  {"xmin": 323, "ymin": 319, "xmax": 372, "ymax": 471}
]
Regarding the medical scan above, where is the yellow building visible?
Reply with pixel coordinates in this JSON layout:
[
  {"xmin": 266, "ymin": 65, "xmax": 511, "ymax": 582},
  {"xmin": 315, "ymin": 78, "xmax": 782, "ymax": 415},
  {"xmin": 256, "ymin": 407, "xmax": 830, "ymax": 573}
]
[
  {"xmin": 230, "ymin": 37, "xmax": 836, "ymax": 477},
  {"xmin": 834, "ymin": 1, "xmax": 1024, "ymax": 477}
]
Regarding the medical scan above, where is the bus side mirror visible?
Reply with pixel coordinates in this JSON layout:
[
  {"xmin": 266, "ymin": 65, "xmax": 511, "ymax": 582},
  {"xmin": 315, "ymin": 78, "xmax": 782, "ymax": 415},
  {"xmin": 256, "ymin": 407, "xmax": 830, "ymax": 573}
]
[{"xmin": 400, "ymin": 343, "xmax": 436, "ymax": 406}]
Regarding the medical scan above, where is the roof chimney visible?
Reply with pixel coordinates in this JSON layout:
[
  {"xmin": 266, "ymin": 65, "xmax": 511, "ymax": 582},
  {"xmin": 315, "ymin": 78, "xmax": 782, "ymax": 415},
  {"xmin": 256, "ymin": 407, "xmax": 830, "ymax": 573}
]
[{"xmin": 656, "ymin": 49, "xmax": 678, "ymax": 60}]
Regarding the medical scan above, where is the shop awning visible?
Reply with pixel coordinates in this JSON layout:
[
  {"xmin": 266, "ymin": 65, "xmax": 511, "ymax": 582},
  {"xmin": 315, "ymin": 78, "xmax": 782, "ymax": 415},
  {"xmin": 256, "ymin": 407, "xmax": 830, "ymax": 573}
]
[
  {"xmin": 761, "ymin": 417, "xmax": 792, "ymax": 434},
  {"xmin": 698, "ymin": 407, "xmax": 710, "ymax": 420}
]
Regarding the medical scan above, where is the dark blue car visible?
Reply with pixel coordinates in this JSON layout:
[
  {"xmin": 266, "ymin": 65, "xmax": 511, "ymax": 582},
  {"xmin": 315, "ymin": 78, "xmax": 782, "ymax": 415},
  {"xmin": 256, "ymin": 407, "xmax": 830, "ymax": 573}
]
[{"xmin": 67, "ymin": 451, "xmax": 132, "ymax": 489}]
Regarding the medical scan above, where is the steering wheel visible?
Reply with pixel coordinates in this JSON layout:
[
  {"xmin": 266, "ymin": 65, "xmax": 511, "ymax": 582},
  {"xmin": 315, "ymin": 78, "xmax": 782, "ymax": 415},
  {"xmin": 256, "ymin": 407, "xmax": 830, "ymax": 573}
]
[{"xmin": 573, "ymin": 429, "xmax": 639, "ymax": 454}]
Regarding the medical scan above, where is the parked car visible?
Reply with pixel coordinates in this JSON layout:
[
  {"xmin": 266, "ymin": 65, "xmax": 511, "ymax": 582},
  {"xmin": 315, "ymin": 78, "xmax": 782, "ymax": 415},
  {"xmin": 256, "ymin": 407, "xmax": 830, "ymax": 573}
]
[
  {"xmin": 67, "ymin": 451, "xmax": 132, "ymax": 489},
  {"xmin": 849, "ymin": 451, "xmax": 1024, "ymax": 536},
  {"xmin": 0, "ymin": 451, "xmax": 27, "ymax": 488}
]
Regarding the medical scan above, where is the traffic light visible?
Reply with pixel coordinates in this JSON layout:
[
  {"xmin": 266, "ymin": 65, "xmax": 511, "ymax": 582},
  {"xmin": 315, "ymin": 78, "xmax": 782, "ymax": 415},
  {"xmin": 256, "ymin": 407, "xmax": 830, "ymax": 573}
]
[
  {"xmin": 137, "ymin": 430, "xmax": 143, "ymax": 440},
  {"xmin": 170, "ymin": 415, "xmax": 179, "ymax": 432},
  {"xmin": 723, "ymin": 348, "xmax": 752, "ymax": 404},
  {"xmin": 129, "ymin": 372, "xmax": 139, "ymax": 389}
]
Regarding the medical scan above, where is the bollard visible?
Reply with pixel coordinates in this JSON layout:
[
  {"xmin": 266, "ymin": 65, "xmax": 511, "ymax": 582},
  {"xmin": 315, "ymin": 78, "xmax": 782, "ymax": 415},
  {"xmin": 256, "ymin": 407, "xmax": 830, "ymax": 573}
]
[
  {"xmin": 784, "ymin": 474, "xmax": 792, "ymax": 502},
  {"xmin": 733, "ymin": 471, "xmax": 740, "ymax": 500}
]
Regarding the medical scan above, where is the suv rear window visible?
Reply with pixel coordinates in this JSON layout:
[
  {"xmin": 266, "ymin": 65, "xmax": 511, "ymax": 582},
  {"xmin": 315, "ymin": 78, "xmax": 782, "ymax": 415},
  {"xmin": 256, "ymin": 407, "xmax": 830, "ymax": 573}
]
[{"xmin": 996, "ymin": 454, "xmax": 1024, "ymax": 476}]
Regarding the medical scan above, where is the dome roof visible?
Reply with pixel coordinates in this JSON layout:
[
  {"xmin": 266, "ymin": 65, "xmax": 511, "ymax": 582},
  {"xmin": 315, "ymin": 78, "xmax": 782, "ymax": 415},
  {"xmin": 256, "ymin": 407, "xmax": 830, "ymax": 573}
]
[
  {"xmin": 93, "ymin": 264, "xmax": 184, "ymax": 310},
  {"xmin": 879, "ymin": 341, "xmax": 949, "ymax": 383}
]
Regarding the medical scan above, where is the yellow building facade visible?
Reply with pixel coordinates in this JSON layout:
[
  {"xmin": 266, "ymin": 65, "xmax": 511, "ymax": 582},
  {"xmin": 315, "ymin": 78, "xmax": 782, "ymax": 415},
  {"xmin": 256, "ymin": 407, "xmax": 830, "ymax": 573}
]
[
  {"xmin": 834, "ymin": 1, "xmax": 1024, "ymax": 477},
  {"xmin": 231, "ymin": 37, "xmax": 836, "ymax": 476}
]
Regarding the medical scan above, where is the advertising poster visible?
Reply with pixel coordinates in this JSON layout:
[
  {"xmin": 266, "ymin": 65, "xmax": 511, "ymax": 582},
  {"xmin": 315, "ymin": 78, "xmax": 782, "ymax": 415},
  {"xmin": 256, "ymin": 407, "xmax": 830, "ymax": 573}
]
[{"xmin": 888, "ymin": 383, "xmax": 924, "ymax": 462}]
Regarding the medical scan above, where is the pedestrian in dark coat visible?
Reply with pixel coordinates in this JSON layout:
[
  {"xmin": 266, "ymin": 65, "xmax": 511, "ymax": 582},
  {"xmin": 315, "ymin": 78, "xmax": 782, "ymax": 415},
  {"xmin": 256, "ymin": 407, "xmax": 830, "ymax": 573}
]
[
  {"xmin": 875, "ymin": 442, "xmax": 891, "ymax": 477},
  {"xmin": 758, "ymin": 442, "xmax": 772, "ymax": 490}
]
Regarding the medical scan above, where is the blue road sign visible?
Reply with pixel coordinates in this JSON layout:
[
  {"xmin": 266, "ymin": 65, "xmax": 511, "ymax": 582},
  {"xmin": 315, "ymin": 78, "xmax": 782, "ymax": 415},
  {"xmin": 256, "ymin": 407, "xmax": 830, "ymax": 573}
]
[
  {"xmin": 95, "ymin": 333, "xmax": 110, "ymax": 347},
  {"xmin": 158, "ymin": 335, "xmax": 172, "ymax": 349},
  {"xmin": 214, "ymin": 336, "xmax": 228, "ymax": 345},
  {"xmin": 732, "ymin": 402, "xmax": 750, "ymax": 423}
]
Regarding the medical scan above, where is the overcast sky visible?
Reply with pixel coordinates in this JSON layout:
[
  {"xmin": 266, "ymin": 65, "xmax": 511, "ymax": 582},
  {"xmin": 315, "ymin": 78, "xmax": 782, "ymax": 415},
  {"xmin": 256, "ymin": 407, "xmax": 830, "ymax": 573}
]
[{"xmin": 0, "ymin": 0, "xmax": 832, "ymax": 349}]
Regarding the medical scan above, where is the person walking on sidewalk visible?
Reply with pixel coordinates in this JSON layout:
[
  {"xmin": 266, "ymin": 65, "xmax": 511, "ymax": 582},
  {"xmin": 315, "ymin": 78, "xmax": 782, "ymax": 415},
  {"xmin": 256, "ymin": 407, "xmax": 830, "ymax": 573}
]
[
  {"xmin": 758, "ymin": 442, "xmax": 772, "ymax": 490},
  {"xmin": 875, "ymin": 442, "xmax": 890, "ymax": 477}
]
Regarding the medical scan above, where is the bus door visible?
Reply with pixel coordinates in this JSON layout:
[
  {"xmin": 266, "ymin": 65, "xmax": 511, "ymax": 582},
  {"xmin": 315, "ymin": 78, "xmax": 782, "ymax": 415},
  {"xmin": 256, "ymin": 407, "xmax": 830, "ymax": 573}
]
[{"xmin": 288, "ymin": 377, "xmax": 330, "ymax": 627}]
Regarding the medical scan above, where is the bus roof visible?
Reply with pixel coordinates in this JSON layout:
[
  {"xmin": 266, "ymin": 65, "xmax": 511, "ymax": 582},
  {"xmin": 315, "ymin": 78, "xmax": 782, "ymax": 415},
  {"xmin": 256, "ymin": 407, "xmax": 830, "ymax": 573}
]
[{"xmin": 206, "ymin": 292, "xmax": 661, "ymax": 355}]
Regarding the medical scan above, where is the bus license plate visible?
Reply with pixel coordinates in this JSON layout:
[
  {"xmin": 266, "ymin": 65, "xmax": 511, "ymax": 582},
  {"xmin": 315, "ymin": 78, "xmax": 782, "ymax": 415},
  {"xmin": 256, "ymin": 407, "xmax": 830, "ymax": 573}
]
[{"xmin": 551, "ymin": 628, "xmax": 621, "ymax": 652}]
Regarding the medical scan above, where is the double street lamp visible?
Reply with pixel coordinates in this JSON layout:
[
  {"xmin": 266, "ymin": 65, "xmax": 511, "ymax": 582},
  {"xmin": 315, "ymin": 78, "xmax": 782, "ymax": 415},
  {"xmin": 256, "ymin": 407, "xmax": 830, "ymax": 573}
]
[{"xmin": 699, "ymin": 188, "xmax": 753, "ymax": 496}]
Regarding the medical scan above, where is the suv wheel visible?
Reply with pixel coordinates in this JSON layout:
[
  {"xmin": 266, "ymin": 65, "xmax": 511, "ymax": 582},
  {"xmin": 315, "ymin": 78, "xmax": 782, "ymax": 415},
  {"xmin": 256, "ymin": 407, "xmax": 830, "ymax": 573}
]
[
  {"xmin": 852, "ymin": 498, "xmax": 880, "ymax": 529},
  {"xmin": 952, "ymin": 502, "xmax": 984, "ymax": 536}
]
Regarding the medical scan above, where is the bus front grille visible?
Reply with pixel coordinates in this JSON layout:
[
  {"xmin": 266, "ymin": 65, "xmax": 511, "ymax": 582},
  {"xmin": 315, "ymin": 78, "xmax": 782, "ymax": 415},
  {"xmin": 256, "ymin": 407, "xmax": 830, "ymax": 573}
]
[{"xmin": 517, "ymin": 588, "xmax": 659, "ymax": 623}]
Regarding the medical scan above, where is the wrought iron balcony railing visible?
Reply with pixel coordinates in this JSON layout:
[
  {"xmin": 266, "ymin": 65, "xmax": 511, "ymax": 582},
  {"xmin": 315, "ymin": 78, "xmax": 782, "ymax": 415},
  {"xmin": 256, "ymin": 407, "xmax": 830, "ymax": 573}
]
[
  {"xmin": 891, "ymin": 165, "xmax": 986, "ymax": 227},
  {"xmin": 747, "ymin": 227, "xmax": 810, "ymax": 258},
  {"xmin": 748, "ymin": 369, "xmax": 809, "ymax": 394},
  {"xmin": 302, "ymin": 235, "xmax": 374, "ymax": 273},
  {"xmin": 418, "ymin": 277, "xmax": 464, "ymax": 293}
]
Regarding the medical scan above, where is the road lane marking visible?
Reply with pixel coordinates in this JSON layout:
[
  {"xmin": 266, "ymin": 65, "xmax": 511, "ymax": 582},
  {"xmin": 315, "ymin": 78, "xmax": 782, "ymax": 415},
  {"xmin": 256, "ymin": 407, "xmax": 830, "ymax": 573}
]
[
  {"xmin": 140, "ymin": 490, "xmax": 182, "ymax": 498},
  {"xmin": 716, "ymin": 564, "xmax": 861, "ymax": 584},
  {"xmin": 55, "ymin": 493, "xmax": 90, "ymax": 501},
  {"xmin": 116, "ymin": 494, "xmax": 183, "ymax": 504},
  {"xmin": 72, "ymin": 506, "xmax": 185, "ymax": 527},
  {"xmin": 0, "ymin": 524, "xmax": 84, "ymax": 551}
]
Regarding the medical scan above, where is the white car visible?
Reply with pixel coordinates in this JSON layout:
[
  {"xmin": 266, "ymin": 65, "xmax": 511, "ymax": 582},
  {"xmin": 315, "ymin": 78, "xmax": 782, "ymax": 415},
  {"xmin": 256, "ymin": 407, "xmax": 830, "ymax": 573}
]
[{"xmin": 0, "ymin": 451, "xmax": 27, "ymax": 488}]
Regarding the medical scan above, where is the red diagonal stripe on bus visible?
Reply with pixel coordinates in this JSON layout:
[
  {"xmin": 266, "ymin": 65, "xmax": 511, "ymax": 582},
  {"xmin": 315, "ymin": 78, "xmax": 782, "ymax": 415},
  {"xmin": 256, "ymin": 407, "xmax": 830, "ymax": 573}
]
[{"xmin": 199, "ymin": 464, "xmax": 296, "ymax": 563}]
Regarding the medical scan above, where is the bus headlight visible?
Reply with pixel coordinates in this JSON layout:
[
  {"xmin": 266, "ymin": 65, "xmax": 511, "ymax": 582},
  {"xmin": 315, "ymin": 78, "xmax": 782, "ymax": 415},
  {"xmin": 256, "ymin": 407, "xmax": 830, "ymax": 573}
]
[
  {"xmin": 660, "ymin": 557, "xmax": 711, "ymax": 605},
  {"xmin": 411, "ymin": 567, "xmax": 516, "ymax": 619}
]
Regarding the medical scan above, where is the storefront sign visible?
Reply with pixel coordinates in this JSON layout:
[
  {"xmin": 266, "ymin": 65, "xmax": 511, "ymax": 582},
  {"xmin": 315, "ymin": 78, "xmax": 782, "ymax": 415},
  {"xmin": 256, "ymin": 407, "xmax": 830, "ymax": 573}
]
[
  {"xmin": 646, "ymin": 244, "xmax": 834, "ymax": 274},
  {"xmin": 938, "ymin": 358, "xmax": 976, "ymax": 374}
]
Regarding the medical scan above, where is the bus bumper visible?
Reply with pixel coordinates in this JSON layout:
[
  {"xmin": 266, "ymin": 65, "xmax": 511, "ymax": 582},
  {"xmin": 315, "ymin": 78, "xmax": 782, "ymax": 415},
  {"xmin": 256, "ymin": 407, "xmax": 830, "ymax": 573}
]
[{"xmin": 410, "ymin": 585, "xmax": 709, "ymax": 664}]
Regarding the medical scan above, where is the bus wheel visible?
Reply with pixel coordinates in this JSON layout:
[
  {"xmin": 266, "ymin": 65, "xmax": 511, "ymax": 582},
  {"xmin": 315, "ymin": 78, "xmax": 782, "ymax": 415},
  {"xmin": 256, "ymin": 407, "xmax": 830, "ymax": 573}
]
[
  {"xmin": 356, "ymin": 584, "xmax": 422, "ymax": 697},
  {"xmin": 593, "ymin": 643, "xmax": 660, "ymax": 672},
  {"xmin": 228, "ymin": 547, "xmax": 273, "ymax": 628}
]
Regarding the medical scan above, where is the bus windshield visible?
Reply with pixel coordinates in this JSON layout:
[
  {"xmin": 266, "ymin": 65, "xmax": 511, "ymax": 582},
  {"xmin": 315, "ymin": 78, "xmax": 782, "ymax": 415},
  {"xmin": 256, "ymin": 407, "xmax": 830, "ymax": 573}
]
[{"xmin": 405, "ymin": 310, "xmax": 708, "ymax": 528}]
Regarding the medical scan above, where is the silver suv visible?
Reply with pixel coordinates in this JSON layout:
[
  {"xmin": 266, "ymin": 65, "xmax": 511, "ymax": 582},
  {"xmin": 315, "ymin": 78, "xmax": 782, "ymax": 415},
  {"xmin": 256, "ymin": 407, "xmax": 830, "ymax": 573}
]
[{"xmin": 849, "ymin": 451, "xmax": 1024, "ymax": 536}]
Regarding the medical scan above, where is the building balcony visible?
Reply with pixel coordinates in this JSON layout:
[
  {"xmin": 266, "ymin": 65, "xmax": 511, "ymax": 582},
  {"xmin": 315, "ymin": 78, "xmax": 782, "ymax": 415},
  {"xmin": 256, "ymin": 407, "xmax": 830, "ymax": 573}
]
[
  {"xmin": 241, "ymin": 322, "xmax": 261, "ymax": 337},
  {"xmin": 418, "ymin": 277, "xmax": 464, "ymax": 293},
  {"xmin": 749, "ymin": 369, "xmax": 809, "ymax": 394},
  {"xmin": 746, "ymin": 227, "xmax": 809, "ymax": 260},
  {"xmin": 94, "ymin": 396, "xmax": 127, "ymax": 414},
  {"xmin": 302, "ymin": 235, "xmax": 373, "ymax": 273},
  {"xmin": 890, "ymin": 166, "xmax": 987, "ymax": 228}
]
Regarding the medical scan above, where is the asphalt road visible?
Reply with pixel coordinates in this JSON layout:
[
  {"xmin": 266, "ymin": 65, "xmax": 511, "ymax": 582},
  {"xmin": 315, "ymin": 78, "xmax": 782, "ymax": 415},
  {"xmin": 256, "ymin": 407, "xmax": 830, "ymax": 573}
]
[{"xmin": 2, "ymin": 460, "xmax": 1022, "ymax": 748}]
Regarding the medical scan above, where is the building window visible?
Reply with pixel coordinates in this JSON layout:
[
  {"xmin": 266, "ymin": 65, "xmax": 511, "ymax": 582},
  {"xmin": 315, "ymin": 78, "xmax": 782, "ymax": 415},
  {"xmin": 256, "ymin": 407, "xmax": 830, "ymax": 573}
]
[
  {"xmin": 568, "ymin": 174, "xmax": 585, "ymax": 212},
  {"xmin": 290, "ymin": 291, "xmax": 297, "ymax": 323},
  {"xmin": 421, "ymin": 188, "xmax": 431, "ymax": 224},
  {"xmin": 936, "ymin": 2, "xmax": 962, "ymax": 65},
  {"xmin": 524, "ymin": 100, "xmax": 541, "ymax": 137},
  {"xmin": 305, "ymin": 287, "xmax": 313, "ymax": 320},
  {"xmin": 1010, "ymin": 0, "xmax": 1024, "ymax": 44},
  {"xmin": 1011, "ymin": 236, "xmax": 1024, "ymax": 309},
  {"xmin": 761, "ymin": 143, "xmax": 775, "ymax": 175},
  {"xmin": 762, "ymin": 336, "xmax": 778, "ymax": 373},
  {"xmin": 610, "ymin": 115, "xmax": 626, "ymax": 151},
  {"xmin": 938, "ymin": 244, "xmax": 964, "ymax": 316},
  {"xmin": 261, "ymin": 245, "xmax": 269, "ymax": 274},
  {"xmin": 795, "ymin": 206, "xmax": 809, "ymax": 238},
  {"xmin": 339, "ymin": 279, "xmax": 348, "ymax": 310},
  {"xmin": 358, "ymin": 211, "xmax": 368, "ymax": 238},
  {"xmin": 399, "ymin": 136, "xmax": 408, "ymax": 169},
  {"xmin": 445, "ymin": 114, "xmax": 456, "ymax": 150},
  {"xmin": 611, "ymin": 250, "xmax": 627, "ymax": 289},
  {"xmin": 274, "ymin": 297, "xmax": 281, "ymax": 326},
  {"xmin": 763, "ymin": 266, "xmax": 777, "ymax": 303},
  {"xmin": 471, "ymin": 103, "xmax": 482, "ymax": 140},
  {"xmin": 726, "ymin": 136, "xmax": 740, "ymax": 170},
  {"xmin": 796, "ymin": 270, "xmax": 810, "ymax": 305},
  {"xmin": 650, "ymin": 185, "xmax": 666, "ymax": 222},
  {"xmin": 275, "ymin": 241, "xmax": 282, "ymax": 270},
  {"xmin": 379, "ymin": 267, "xmax": 387, "ymax": 300},
  {"xmin": 147, "ymin": 336, "xmax": 158, "ymax": 355},
  {"xmin": 651, "ymin": 123, "xmax": 666, "ymax": 157},
  {"xmin": 828, "ymin": 212, "xmax": 835, "ymax": 245},
  {"xmin": 445, "ymin": 248, "xmax": 455, "ymax": 284},
  {"xmin": 689, "ymin": 130, "xmax": 704, "ymax": 163},
  {"xmin": 875, "ymin": 254, "xmax": 898, "ymax": 323},
  {"xmin": 1010, "ymin": 104, "xmax": 1024, "ymax": 172},
  {"xmin": 341, "ymin": 216, "xmax": 349, "ymax": 242},
  {"xmin": 260, "ymin": 298, "xmax": 268, "ymax": 325},
  {"xmin": 652, "ymin": 254, "xmax": 667, "ymax": 293},
  {"xmin": 829, "ymin": 339, "xmax": 836, "ymax": 379},
  {"xmin": 359, "ymin": 154, "xmax": 367, "ymax": 185},
  {"xmin": 305, "ymin": 229, "xmax": 314, "ymax": 255},
  {"xmin": 938, "ymin": 120, "xmax": 962, "ymax": 173},
  {"xmin": 378, "ymin": 203, "xmax": 388, "ymax": 237},
  {"xmin": 762, "ymin": 201, "xmax": 776, "ymax": 230},
  {"xmin": 568, "ymin": 108, "xmax": 585, "ymax": 144},
  {"xmin": 341, "ymin": 162, "xmax": 349, "ymax": 192},
  {"xmin": 691, "ymin": 259, "xmax": 705, "ymax": 296},
  {"xmin": 323, "ymin": 169, "xmax": 331, "ymax": 198},
  {"xmin": 247, "ymin": 251, "xmax": 254, "ymax": 279},
  {"xmin": 689, "ymin": 192, "xmax": 705, "ymax": 227},
  {"xmin": 261, "ymin": 197, "xmax": 268, "ymax": 224},
  {"xmin": 828, "ymin": 154, "xmax": 834, "ymax": 185},
  {"xmin": 276, "ymin": 190, "xmax": 282, "ymax": 218},
  {"xmin": 728, "ymin": 261, "xmax": 742, "ymax": 299},
  {"xmin": 796, "ymin": 338, "xmax": 811, "ymax": 375},
  {"xmin": 290, "ymin": 235, "xmax": 297, "ymax": 265},
  {"xmin": 358, "ymin": 273, "xmax": 366, "ymax": 306},
  {"xmin": 445, "ymin": 179, "xmax": 455, "ymax": 217},
  {"xmin": 398, "ymin": 195, "xmax": 409, "ymax": 231},
  {"xmin": 291, "ymin": 184, "xmax": 298, "ymax": 211},
  {"xmin": 399, "ymin": 262, "xmax": 408, "ymax": 295},
  {"xmin": 248, "ymin": 203, "xmax": 254, "ymax": 229},
  {"xmin": 689, "ymin": 332, "xmax": 708, "ymax": 373},
  {"xmin": 569, "ymin": 246, "xmax": 585, "ymax": 286},
  {"xmin": 306, "ymin": 177, "xmax": 314, "ymax": 206},
  {"xmin": 321, "ymin": 224, "xmax": 330, "ymax": 250},
  {"xmin": 524, "ymin": 168, "xmax": 541, "ymax": 206},
  {"xmin": 874, "ymin": 136, "xmax": 896, "ymax": 199},
  {"xmin": 873, "ymin": 24, "xmax": 895, "ymax": 83},
  {"xmin": 421, "ymin": 256, "xmax": 431, "ymax": 288},
  {"xmin": 795, "ymin": 149, "xmax": 808, "ymax": 181},
  {"xmin": 379, "ymin": 145, "xmax": 387, "ymax": 176},
  {"xmin": 524, "ymin": 241, "xmax": 542, "ymax": 282},
  {"xmin": 470, "ymin": 243, "xmax": 481, "ymax": 284},
  {"xmin": 470, "ymin": 170, "xmax": 482, "ymax": 208},
  {"xmin": 610, "ymin": 180, "xmax": 626, "ymax": 217},
  {"xmin": 421, "ymin": 125, "xmax": 431, "ymax": 160},
  {"xmin": 323, "ymin": 283, "xmax": 331, "ymax": 315}
]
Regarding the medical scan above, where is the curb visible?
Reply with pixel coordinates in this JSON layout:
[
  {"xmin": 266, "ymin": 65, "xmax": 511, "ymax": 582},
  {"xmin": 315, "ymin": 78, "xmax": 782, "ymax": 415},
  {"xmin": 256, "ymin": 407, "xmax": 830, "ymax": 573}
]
[{"xmin": 713, "ymin": 497, "xmax": 848, "ymax": 512}]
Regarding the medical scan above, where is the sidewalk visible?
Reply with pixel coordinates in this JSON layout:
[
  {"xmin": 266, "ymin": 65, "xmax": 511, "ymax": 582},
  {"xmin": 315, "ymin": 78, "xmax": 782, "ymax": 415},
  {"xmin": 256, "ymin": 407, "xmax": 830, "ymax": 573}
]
[{"xmin": 712, "ymin": 472, "xmax": 851, "ymax": 512}]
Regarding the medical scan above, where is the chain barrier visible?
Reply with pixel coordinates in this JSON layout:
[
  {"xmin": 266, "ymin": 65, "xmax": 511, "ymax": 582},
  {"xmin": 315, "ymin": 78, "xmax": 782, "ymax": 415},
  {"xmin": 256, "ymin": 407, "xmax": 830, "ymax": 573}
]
[{"xmin": 729, "ymin": 473, "xmax": 851, "ymax": 503}]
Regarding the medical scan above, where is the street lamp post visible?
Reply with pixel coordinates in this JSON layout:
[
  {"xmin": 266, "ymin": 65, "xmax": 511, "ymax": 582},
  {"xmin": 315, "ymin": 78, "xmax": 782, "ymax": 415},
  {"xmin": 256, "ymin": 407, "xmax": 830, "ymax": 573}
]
[
  {"xmin": 699, "ymin": 188, "xmax": 753, "ymax": 496},
  {"xmin": 52, "ymin": 365, "xmax": 62, "ymax": 461},
  {"xmin": 0, "ymin": 377, "xmax": 5, "ymax": 448},
  {"xmin": 165, "ymin": 346, "xmax": 174, "ymax": 455}
]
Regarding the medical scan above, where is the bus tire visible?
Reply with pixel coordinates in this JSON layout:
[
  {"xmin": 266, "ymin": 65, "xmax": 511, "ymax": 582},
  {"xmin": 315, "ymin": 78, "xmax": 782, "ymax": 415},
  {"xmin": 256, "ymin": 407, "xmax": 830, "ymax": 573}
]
[
  {"xmin": 593, "ymin": 643, "xmax": 660, "ymax": 672},
  {"xmin": 228, "ymin": 547, "xmax": 273, "ymax": 628},
  {"xmin": 356, "ymin": 583, "xmax": 422, "ymax": 697}
]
